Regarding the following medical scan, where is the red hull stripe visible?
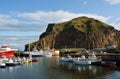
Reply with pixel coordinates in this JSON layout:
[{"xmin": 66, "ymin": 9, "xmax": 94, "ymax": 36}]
[{"xmin": 0, "ymin": 50, "xmax": 16, "ymax": 57}]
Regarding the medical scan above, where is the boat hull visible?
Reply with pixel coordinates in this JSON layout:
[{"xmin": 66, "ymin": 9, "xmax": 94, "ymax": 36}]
[
  {"xmin": 22, "ymin": 54, "xmax": 43, "ymax": 57},
  {"xmin": 101, "ymin": 61, "xmax": 116, "ymax": 67},
  {"xmin": 59, "ymin": 57, "xmax": 73, "ymax": 62},
  {"xmin": 0, "ymin": 50, "xmax": 15, "ymax": 57},
  {"xmin": 74, "ymin": 60, "xmax": 91, "ymax": 65},
  {"xmin": 32, "ymin": 59, "xmax": 39, "ymax": 62},
  {"xmin": 0, "ymin": 63, "xmax": 6, "ymax": 68}
]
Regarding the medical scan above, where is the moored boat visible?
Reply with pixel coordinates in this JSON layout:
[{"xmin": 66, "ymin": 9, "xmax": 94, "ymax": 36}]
[
  {"xmin": 44, "ymin": 52, "xmax": 52, "ymax": 57},
  {"xmin": 73, "ymin": 55, "xmax": 91, "ymax": 65},
  {"xmin": 22, "ymin": 51, "xmax": 43, "ymax": 57},
  {"xmin": 59, "ymin": 54, "xmax": 73, "ymax": 62},
  {"xmin": 0, "ymin": 59, "xmax": 6, "ymax": 68},
  {"xmin": 43, "ymin": 48, "xmax": 52, "ymax": 57},
  {"xmin": 32, "ymin": 58, "xmax": 39, "ymax": 62},
  {"xmin": 73, "ymin": 58, "xmax": 91, "ymax": 65},
  {"xmin": 88, "ymin": 53, "xmax": 101, "ymax": 65},
  {"xmin": 22, "ymin": 49, "xmax": 44, "ymax": 57},
  {"xmin": 101, "ymin": 61, "xmax": 116, "ymax": 67},
  {"xmin": 23, "ymin": 58, "xmax": 29, "ymax": 64},
  {"xmin": 59, "ymin": 57, "xmax": 73, "ymax": 62},
  {"xmin": 0, "ymin": 45, "xmax": 18, "ymax": 57},
  {"xmin": 6, "ymin": 58, "xmax": 16, "ymax": 66}
]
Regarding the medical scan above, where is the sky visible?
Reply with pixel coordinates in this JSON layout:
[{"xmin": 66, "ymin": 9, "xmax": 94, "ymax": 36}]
[{"xmin": 0, "ymin": 0, "xmax": 120, "ymax": 50}]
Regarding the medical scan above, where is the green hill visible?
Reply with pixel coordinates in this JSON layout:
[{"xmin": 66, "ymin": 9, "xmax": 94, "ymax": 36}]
[{"xmin": 25, "ymin": 16, "xmax": 120, "ymax": 51}]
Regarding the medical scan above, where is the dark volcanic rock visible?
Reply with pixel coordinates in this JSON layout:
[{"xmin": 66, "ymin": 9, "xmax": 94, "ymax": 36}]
[{"xmin": 24, "ymin": 16, "xmax": 120, "ymax": 51}]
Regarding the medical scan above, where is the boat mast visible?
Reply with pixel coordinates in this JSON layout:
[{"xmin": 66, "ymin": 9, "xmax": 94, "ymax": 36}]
[
  {"xmin": 3, "ymin": 41, "xmax": 7, "ymax": 46},
  {"xmin": 28, "ymin": 42, "xmax": 30, "ymax": 53}
]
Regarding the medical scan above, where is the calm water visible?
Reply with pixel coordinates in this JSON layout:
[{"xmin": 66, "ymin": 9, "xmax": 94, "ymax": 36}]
[{"xmin": 0, "ymin": 57, "xmax": 120, "ymax": 79}]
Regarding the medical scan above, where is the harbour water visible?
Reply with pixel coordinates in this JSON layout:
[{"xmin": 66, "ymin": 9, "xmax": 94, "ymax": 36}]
[{"xmin": 0, "ymin": 57, "xmax": 120, "ymax": 79}]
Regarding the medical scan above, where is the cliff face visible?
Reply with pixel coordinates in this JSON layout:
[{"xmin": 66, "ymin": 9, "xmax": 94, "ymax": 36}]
[{"xmin": 25, "ymin": 16, "xmax": 120, "ymax": 51}]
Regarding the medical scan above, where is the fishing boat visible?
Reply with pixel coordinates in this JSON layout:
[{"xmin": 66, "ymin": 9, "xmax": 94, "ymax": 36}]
[
  {"xmin": 59, "ymin": 57, "xmax": 73, "ymax": 62},
  {"xmin": 0, "ymin": 59, "xmax": 6, "ymax": 68},
  {"xmin": 73, "ymin": 58, "xmax": 91, "ymax": 65},
  {"xmin": 73, "ymin": 55, "xmax": 91, "ymax": 65},
  {"xmin": 59, "ymin": 54, "xmax": 73, "ymax": 62},
  {"xmin": 101, "ymin": 61, "xmax": 116, "ymax": 67},
  {"xmin": 73, "ymin": 59, "xmax": 91, "ymax": 65},
  {"xmin": 44, "ymin": 51, "xmax": 52, "ymax": 57},
  {"xmin": 6, "ymin": 58, "xmax": 19, "ymax": 66},
  {"xmin": 22, "ymin": 47, "xmax": 44, "ymax": 57},
  {"xmin": 0, "ymin": 45, "xmax": 18, "ymax": 57},
  {"xmin": 0, "ymin": 63, "xmax": 6, "ymax": 68},
  {"xmin": 88, "ymin": 53, "xmax": 101, "ymax": 65},
  {"xmin": 22, "ymin": 51, "xmax": 43, "ymax": 57},
  {"xmin": 43, "ymin": 47, "xmax": 52, "ymax": 57}
]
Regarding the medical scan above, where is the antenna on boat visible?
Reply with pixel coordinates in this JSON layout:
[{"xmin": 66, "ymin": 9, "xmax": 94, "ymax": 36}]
[
  {"xmin": 28, "ymin": 41, "xmax": 32, "ymax": 59},
  {"xmin": 3, "ymin": 41, "xmax": 7, "ymax": 46},
  {"xmin": 28, "ymin": 42, "xmax": 31, "ymax": 52}
]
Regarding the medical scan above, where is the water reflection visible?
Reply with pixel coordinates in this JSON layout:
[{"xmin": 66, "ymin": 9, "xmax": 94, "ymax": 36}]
[
  {"xmin": 8, "ymin": 67, "xmax": 14, "ymax": 72},
  {"xmin": 0, "ymin": 57, "xmax": 120, "ymax": 79},
  {"xmin": 47, "ymin": 57, "xmax": 119, "ymax": 79}
]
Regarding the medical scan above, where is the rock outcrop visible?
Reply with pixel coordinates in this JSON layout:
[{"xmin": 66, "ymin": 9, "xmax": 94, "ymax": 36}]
[{"xmin": 25, "ymin": 16, "xmax": 120, "ymax": 51}]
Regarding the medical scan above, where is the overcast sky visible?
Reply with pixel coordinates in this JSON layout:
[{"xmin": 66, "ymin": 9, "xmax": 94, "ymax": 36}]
[{"xmin": 0, "ymin": 0, "xmax": 120, "ymax": 50}]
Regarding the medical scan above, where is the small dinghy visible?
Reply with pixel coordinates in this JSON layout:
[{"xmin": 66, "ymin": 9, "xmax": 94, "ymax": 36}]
[
  {"xmin": 6, "ymin": 58, "xmax": 19, "ymax": 66},
  {"xmin": 32, "ymin": 59, "xmax": 39, "ymax": 62},
  {"xmin": 0, "ymin": 61, "xmax": 6, "ymax": 68}
]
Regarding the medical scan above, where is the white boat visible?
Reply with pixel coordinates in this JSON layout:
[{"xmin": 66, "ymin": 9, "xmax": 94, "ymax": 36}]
[
  {"xmin": 6, "ymin": 58, "xmax": 16, "ymax": 66},
  {"xmin": 22, "ymin": 51, "xmax": 43, "ymax": 57},
  {"xmin": 73, "ymin": 53, "xmax": 101, "ymax": 65},
  {"xmin": 0, "ymin": 59, "xmax": 6, "ymax": 68},
  {"xmin": 59, "ymin": 54, "xmax": 73, "ymax": 62},
  {"xmin": 73, "ymin": 58, "xmax": 91, "ymax": 65},
  {"xmin": 43, "ymin": 50, "xmax": 52, "ymax": 57},
  {"xmin": 88, "ymin": 53, "xmax": 101, "ymax": 64},
  {"xmin": 22, "ymin": 47, "xmax": 44, "ymax": 57},
  {"xmin": 45, "ymin": 53, "xmax": 52, "ymax": 57},
  {"xmin": 0, "ymin": 62, "xmax": 6, "ymax": 68},
  {"xmin": 73, "ymin": 55, "xmax": 91, "ymax": 65},
  {"xmin": 59, "ymin": 57, "xmax": 73, "ymax": 62},
  {"xmin": 1, "ymin": 56, "xmax": 9, "ymax": 63}
]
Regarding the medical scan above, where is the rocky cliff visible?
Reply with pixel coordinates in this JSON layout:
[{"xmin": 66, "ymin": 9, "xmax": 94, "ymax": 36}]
[{"xmin": 25, "ymin": 16, "xmax": 120, "ymax": 51}]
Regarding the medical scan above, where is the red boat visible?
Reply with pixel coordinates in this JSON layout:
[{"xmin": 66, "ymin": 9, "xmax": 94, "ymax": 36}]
[
  {"xmin": 32, "ymin": 59, "xmax": 39, "ymax": 62},
  {"xmin": 0, "ymin": 45, "xmax": 18, "ymax": 57},
  {"xmin": 101, "ymin": 61, "xmax": 116, "ymax": 67}
]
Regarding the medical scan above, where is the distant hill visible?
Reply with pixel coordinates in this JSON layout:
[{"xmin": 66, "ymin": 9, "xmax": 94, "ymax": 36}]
[{"xmin": 25, "ymin": 16, "xmax": 120, "ymax": 51}]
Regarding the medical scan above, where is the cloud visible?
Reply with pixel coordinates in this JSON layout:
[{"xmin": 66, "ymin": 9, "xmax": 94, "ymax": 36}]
[
  {"xmin": 0, "ymin": 10, "xmax": 119, "ymax": 50},
  {"xmin": 8, "ymin": 37, "xmax": 18, "ymax": 41},
  {"xmin": 18, "ymin": 10, "xmax": 110, "ymax": 23},
  {"xmin": 105, "ymin": 0, "xmax": 120, "ymax": 5},
  {"xmin": 0, "ymin": 14, "xmax": 46, "ymax": 31},
  {"xmin": 0, "ymin": 10, "xmax": 110, "ymax": 31},
  {"xmin": 112, "ymin": 19, "xmax": 120, "ymax": 30},
  {"xmin": 0, "ymin": 14, "xmax": 19, "ymax": 26},
  {"xmin": 0, "ymin": 35, "xmax": 39, "ymax": 50}
]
